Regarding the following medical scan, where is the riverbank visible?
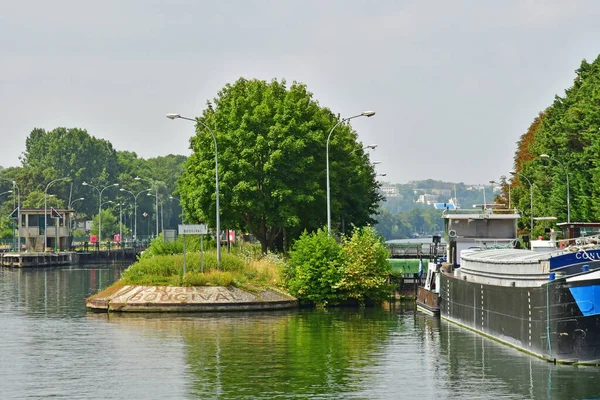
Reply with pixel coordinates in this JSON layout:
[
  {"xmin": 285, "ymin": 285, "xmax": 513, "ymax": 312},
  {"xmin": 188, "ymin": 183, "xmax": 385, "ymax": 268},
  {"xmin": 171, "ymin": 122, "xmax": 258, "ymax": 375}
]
[{"xmin": 86, "ymin": 284, "xmax": 298, "ymax": 312}]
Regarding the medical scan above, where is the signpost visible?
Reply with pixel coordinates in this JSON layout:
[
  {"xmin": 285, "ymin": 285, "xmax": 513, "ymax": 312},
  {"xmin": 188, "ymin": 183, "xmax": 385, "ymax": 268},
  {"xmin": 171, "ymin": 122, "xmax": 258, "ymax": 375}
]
[{"xmin": 178, "ymin": 224, "xmax": 208, "ymax": 275}]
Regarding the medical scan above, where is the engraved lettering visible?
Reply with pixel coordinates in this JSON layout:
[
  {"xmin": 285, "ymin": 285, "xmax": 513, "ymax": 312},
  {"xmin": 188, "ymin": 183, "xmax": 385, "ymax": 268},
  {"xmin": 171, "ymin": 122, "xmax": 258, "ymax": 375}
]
[
  {"xmin": 128, "ymin": 291, "xmax": 144, "ymax": 302},
  {"xmin": 215, "ymin": 293, "xmax": 230, "ymax": 301},
  {"xmin": 145, "ymin": 293, "xmax": 157, "ymax": 301}
]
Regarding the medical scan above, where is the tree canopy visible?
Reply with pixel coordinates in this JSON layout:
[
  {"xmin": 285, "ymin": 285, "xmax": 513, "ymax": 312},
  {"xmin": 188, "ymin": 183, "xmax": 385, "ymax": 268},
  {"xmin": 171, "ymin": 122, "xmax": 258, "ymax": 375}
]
[
  {"xmin": 509, "ymin": 55, "xmax": 600, "ymax": 234},
  {"xmin": 0, "ymin": 127, "xmax": 186, "ymax": 239},
  {"xmin": 179, "ymin": 78, "xmax": 382, "ymax": 253}
]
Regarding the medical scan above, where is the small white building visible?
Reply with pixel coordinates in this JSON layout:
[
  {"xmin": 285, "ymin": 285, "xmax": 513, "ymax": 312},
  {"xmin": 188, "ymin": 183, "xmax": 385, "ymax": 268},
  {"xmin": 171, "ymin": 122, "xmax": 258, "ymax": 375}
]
[{"xmin": 18, "ymin": 208, "xmax": 76, "ymax": 252}]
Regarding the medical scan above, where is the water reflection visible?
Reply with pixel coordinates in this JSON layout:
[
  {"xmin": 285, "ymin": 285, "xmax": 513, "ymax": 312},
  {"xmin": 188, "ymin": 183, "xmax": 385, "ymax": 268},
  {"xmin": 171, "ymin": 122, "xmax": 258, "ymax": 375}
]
[
  {"xmin": 2, "ymin": 266, "xmax": 600, "ymax": 399},
  {"xmin": 438, "ymin": 318, "xmax": 600, "ymax": 399},
  {"xmin": 0, "ymin": 264, "xmax": 125, "ymax": 317},
  {"xmin": 97, "ymin": 308, "xmax": 401, "ymax": 398}
]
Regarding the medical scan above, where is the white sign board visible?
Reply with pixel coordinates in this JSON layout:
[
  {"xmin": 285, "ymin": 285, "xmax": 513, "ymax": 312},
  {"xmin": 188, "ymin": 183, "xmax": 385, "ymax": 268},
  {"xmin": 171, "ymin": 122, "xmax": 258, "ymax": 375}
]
[{"xmin": 178, "ymin": 224, "xmax": 208, "ymax": 235}]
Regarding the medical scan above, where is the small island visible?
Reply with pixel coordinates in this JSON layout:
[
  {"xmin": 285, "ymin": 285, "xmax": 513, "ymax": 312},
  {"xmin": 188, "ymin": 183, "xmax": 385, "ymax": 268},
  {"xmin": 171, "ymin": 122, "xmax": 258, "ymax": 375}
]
[
  {"xmin": 86, "ymin": 226, "xmax": 392, "ymax": 313},
  {"xmin": 86, "ymin": 243, "xmax": 298, "ymax": 312}
]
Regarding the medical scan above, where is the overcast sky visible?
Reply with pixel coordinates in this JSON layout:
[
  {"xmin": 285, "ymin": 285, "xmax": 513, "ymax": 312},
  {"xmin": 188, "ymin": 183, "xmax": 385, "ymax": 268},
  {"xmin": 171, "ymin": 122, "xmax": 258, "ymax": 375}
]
[{"xmin": 2, "ymin": 1, "xmax": 600, "ymax": 185}]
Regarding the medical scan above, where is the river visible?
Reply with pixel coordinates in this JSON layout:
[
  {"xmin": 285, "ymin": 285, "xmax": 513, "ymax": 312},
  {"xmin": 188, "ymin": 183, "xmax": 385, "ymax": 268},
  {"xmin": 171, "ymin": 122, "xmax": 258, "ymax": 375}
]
[{"xmin": 1, "ymin": 264, "xmax": 599, "ymax": 399}]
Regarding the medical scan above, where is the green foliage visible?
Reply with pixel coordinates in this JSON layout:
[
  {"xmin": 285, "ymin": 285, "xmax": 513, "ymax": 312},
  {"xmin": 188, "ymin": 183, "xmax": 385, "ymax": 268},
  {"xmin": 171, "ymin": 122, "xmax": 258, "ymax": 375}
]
[
  {"xmin": 139, "ymin": 234, "xmax": 215, "ymax": 259},
  {"xmin": 0, "ymin": 127, "xmax": 187, "ymax": 240},
  {"xmin": 89, "ymin": 209, "xmax": 129, "ymax": 240},
  {"xmin": 335, "ymin": 226, "xmax": 392, "ymax": 305},
  {"xmin": 510, "ymin": 55, "xmax": 600, "ymax": 235},
  {"xmin": 285, "ymin": 228, "xmax": 343, "ymax": 305},
  {"xmin": 285, "ymin": 226, "xmax": 392, "ymax": 306},
  {"xmin": 118, "ymin": 250, "xmax": 276, "ymax": 289},
  {"xmin": 179, "ymin": 77, "xmax": 381, "ymax": 254}
]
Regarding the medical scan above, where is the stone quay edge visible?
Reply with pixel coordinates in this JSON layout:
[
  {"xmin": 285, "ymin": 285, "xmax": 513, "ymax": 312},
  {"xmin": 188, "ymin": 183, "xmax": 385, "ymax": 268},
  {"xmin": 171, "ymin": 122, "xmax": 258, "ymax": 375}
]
[{"xmin": 86, "ymin": 285, "xmax": 298, "ymax": 313}]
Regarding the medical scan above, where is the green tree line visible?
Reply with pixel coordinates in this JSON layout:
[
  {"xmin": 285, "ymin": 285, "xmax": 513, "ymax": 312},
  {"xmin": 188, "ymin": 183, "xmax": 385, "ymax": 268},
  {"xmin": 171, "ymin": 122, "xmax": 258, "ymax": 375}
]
[
  {"xmin": 0, "ymin": 127, "xmax": 186, "ymax": 240},
  {"xmin": 496, "ymin": 55, "xmax": 600, "ymax": 236}
]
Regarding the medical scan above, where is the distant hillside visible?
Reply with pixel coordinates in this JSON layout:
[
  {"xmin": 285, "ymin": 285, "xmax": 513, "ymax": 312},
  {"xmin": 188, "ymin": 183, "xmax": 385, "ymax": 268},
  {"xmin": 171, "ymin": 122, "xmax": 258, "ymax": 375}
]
[{"xmin": 379, "ymin": 180, "xmax": 496, "ymax": 214}]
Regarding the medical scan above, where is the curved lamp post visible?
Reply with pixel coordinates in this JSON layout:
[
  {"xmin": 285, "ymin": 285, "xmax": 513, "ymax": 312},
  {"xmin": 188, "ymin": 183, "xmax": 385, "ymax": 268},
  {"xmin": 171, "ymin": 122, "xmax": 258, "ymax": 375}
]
[
  {"xmin": 166, "ymin": 113, "xmax": 221, "ymax": 263},
  {"xmin": 326, "ymin": 111, "xmax": 376, "ymax": 233},
  {"xmin": 509, "ymin": 170, "xmax": 533, "ymax": 231},
  {"xmin": 69, "ymin": 197, "xmax": 85, "ymax": 208},
  {"xmin": 120, "ymin": 188, "xmax": 151, "ymax": 241},
  {"xmin": 82, "ymin": 182, "xmax": 119, "ymax": 244},
  {"xmin": 540, "ymin": 154, "xmax": 570, "ymax": 223},
  {"xmin": 45, "ymin": 177, "xmax": 69, "ymax": 252},
  {"xmin": 134, "ymin": 176, "xmax": 159, "ymax": 240},
  {"xmin": 1, "ymin": 178, "xmax": 20, "ymax": 251},
  {"xmin": 147, "ymin": 192, "xmax": 164, "ymax": 243}
]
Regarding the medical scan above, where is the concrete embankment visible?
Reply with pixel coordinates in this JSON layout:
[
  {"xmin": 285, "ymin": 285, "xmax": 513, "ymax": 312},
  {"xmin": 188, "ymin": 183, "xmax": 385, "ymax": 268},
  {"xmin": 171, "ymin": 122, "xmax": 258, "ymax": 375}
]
[{"xmin": 87, "ymin": 285, "xmax": 298, "ymax": 312}]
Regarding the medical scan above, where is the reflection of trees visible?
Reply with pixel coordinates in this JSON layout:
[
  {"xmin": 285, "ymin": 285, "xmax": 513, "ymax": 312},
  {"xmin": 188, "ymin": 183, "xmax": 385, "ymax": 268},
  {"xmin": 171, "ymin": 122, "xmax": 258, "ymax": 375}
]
[
  {"xmin": 0, "ymin": 266, "xmax": 124, "ymax": 317},
  {"xmin": 104, "ymin": 308, "xmax": 398, "ymax": 398},
  {"xmin": 437, "ymin": 320, "xmax": 600, "ymax": 399}
]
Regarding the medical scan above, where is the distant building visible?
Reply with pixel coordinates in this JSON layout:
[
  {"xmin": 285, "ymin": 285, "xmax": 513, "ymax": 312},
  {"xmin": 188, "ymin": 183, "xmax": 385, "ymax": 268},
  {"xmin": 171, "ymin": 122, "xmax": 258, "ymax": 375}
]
[
  {"xmin": 416, "ymin": 194, "xmax": 438, "ymax": 205},
  {"xmin": 381, "ymin": 186, "xmax": 399, "ymax": 197},
  {"xmin": 18, "ymin": 208, "xmax": 77, "ymax": 252}
]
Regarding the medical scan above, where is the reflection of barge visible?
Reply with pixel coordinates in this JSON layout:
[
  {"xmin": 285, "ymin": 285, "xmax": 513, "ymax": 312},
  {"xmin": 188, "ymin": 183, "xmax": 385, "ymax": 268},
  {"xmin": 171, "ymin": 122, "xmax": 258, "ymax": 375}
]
[{"xmin": 419, "ymin": 207, "xmax": 600, "ymax": 364}]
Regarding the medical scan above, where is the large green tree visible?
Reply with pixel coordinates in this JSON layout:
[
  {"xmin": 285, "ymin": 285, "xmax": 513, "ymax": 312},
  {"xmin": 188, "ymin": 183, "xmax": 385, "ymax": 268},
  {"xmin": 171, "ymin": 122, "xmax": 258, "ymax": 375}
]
[
  {"xmin": 179, "ymin": 78, "xmax": 381, "ymax": 253},
  {"xmin": 510, "ymin": 55, "xmax": 600, "ymax": 233}
]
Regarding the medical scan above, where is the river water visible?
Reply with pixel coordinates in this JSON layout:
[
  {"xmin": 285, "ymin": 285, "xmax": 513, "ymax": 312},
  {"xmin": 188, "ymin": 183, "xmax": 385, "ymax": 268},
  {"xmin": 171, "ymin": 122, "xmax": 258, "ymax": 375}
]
[{"xmin": 1, "ymin": 264, "xmax": 599, "ymax": 399}]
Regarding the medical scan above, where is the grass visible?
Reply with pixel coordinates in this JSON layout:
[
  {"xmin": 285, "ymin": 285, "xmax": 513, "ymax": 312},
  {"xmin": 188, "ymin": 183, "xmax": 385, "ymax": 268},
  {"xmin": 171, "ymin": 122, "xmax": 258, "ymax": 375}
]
[{"xmin": 115, "ymin": 248, "xmax": 286, "ymax": 291}]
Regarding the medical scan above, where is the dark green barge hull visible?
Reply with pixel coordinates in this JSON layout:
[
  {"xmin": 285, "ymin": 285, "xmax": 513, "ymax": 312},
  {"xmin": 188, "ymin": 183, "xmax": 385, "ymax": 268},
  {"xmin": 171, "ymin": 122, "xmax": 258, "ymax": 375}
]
[{"xmin": 440, "ymin": 271, "xmax": 600, "ymax": 365}]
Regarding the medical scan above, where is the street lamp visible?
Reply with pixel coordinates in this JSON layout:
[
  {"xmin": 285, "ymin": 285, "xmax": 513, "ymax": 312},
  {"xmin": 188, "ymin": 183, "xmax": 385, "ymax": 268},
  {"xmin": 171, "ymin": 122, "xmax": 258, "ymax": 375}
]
[
  {"xmin": 69, "ymin": 197, "xmax": 85, "ymax": 208},
  {"xmin": 134, "ymin": 176, "xmax": 160, "ymax": 241},
  {"xmin": 480, "ymin": 186, "xmax": 487, "ymax": 208},
  {"xmin": 82, "ymin": 182, "xmax": 119, "ymax": 244},
  {"xmin": 148, "ymin": 192, "xmax": 164, "ymax": 243},
  {"xmin": 540, "ymin": 154, "xmax": 570, "ymax": 223},
  {"xmin": 1, "ymin": 178, "xmax": 20, "ymax": 252},
  {"xmin": 67, "ymin": 197, "xmax": 84, "ymax": 239},
  {"xmin": 326, "ymin": 111, "xmax": 376, "ymax": 233},
  {"xmin": 167, "ymin": 113, "xmax": 221, "ymax": 263},
  {"xmin": 351, "ymin": 144, "xmax": 378, "ymax": 154},
  {"xmin": 45, "ymin": 177, "xmax": 69, "ymax": 252},
  {"xmin": 509, "ymin": 170, "xmax": 534, "ymax": 231},
  {"xmin": 120, "ymin": 188, "xmax": 151, "ymax": 241}
]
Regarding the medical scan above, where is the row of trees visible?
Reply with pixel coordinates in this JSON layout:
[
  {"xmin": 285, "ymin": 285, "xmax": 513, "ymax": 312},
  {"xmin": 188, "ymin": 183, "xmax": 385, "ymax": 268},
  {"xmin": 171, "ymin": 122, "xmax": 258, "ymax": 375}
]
[
  {"xmin": 0, "ymin": 127, "xmax": 186, "ymax": 240},
  {"xmin": 1, "ymin": 78, "xmax": 382, "ymax": 249},
  {"xmin": 495, "ymin": 55, "xmax": 600, "ymax": 235}
]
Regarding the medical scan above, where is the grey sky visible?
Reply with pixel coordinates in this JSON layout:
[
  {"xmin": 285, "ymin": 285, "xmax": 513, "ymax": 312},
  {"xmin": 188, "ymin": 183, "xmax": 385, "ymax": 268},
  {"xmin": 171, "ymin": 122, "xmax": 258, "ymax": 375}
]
[{"xmin": 2, "ymin": 0, "xmax": 600, "ymax": 185}]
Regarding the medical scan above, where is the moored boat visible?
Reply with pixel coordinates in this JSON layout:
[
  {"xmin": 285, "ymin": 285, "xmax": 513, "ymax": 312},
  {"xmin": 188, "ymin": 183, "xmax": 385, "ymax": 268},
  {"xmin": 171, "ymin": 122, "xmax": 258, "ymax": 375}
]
[{"xmin": 417, "ymin": 206, "xmax": 600, "ymax": 364}]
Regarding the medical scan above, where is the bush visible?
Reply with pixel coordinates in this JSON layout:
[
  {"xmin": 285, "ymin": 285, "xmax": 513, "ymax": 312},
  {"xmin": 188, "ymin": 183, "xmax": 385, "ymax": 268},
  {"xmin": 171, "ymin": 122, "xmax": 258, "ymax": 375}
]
[
  {"xmin": 285, "ymin": 228, "xmax": 343, "ymax": 306},
  {"xmin": 285, "ymin": 226, "xmax": 392, "ymax": 306},
  {"xmin": 335, "ymin": 226, "xmax": 392, "ymax": 305},
  {"xmin": 139, "ymin": 234, "xmax": 216, "ymax": 259},
  {"xmin": 117, "ymin": 248, "xmax": 279, "ymax": 289}
]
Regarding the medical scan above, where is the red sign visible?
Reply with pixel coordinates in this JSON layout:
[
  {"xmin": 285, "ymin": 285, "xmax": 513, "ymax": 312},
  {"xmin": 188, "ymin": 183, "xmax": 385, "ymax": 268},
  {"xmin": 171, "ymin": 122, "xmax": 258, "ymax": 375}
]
[
  {"xmin": 90, "ymin": 235, "xmax": 98, "ymax": 243},
  {"xmin": 114, "ymin": 234, "xmax": 121, "ymax": 243},
  {"xmin": 228, "ymin": 230, "xmax": 235, "ymax": 243}
]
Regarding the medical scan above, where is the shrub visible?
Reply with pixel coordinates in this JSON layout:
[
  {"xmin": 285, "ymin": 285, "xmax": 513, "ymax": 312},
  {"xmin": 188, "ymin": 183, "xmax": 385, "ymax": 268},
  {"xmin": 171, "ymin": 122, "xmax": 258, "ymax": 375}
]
[
  {"xmin": 335, "ymin": 226, "xmax": 392, "ymax": 305},
  {"xmin": 285, "ymin": 228, "xmax": 343, "ymax": 306},
  {"xmin": 140, "ymin": 234, "xmax": 216, "ymax": 259}
]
